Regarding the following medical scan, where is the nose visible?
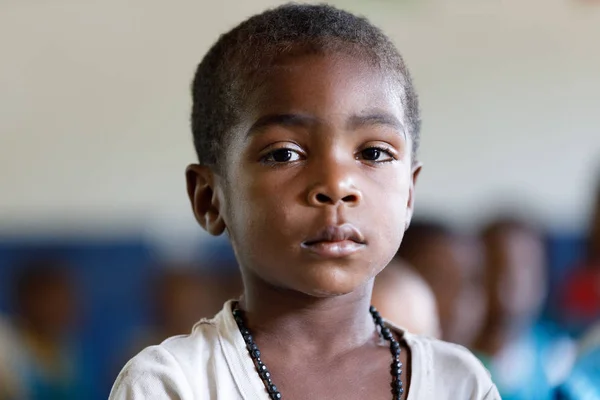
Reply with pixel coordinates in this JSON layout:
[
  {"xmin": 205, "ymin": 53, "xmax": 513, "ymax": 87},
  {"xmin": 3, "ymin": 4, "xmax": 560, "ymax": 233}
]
[{"xmin": 307, "ymin": 164, "xmax": 363, "ymax": 207}]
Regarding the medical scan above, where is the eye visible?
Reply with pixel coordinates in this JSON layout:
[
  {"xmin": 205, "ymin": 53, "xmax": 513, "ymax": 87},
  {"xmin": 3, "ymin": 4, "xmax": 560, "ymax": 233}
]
[
  {"xmin": 357, "ymin": 146, "xmax": 396, "ymax": 163},
  {"xmin": 262, "ymin": 148, "xmax": 303, "ymax": 163}
]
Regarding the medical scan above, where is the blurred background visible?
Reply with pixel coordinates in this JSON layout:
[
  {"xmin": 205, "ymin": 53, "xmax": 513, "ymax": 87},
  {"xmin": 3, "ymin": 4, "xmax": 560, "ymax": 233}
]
[{"xmin": 1, "ymin": 0, "xmax": 599, "ymax": 399}]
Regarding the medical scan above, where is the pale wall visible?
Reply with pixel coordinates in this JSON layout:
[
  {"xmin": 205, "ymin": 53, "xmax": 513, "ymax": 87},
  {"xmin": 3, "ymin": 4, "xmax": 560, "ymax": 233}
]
[{"xmin": 1, "ymin": 0, "xmax": 599, "ymax": 239}]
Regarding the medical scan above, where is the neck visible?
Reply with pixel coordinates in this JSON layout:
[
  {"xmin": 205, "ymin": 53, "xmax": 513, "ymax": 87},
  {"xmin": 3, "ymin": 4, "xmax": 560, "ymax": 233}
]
[{"xmin": 238, "ymin": 271, "xmax": 377, "ymax": 359}]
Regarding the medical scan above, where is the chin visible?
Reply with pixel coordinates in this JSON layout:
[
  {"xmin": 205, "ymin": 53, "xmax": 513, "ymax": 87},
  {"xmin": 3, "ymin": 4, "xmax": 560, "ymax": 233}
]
[
  {"xmin": 294, "ymin": 268, "xmax": 371, "ymax": 298},
  {"xmin": 302, "ymin": 286, "xmax": 353, "ymax": 298}
]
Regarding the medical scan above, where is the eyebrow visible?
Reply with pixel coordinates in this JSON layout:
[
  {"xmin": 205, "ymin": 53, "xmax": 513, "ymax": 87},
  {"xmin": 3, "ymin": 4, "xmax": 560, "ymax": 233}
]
[
  {"xmin": 246, "ymin": 111, "xmax": 406, "ymax": 138},
  {"xmin": 346, "ymin": 113, "xmax": 406, "ymax": 138},
  {"xmin": 247, "ymin": 113, "xmax": 318, "ymax": 137}
]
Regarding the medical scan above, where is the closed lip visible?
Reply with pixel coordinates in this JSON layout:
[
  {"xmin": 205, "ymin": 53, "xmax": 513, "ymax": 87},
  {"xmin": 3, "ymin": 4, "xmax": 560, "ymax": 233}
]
[
  {"xmin": 301, "ymin": 224, "xmax": 366, "ymax": 258},
  {"xmin": 303, "ymin": 224, "xmax": 366, "ymax": 245}
]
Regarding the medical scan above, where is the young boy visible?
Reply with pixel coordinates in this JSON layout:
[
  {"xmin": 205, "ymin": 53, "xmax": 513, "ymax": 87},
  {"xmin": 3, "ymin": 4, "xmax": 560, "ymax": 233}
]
[{"xmin": 110, "ymin": 4, "xmax": 500, "ymax": 399}]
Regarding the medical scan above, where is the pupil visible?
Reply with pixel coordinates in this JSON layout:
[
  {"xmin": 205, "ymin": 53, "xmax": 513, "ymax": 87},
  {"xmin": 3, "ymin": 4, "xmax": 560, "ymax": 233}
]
[
  {"xmin": 363, "ymin": 148, "xmax": 380, "ymax": 160},
  {"xmin": 273, "ymin": 149, "xmax": 292, "ymax": 162}
]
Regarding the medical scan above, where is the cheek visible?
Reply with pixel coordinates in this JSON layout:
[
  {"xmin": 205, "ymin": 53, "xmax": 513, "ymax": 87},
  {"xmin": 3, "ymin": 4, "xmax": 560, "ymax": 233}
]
[
  {"xmin": 359, "ymin": 177, "xmax": 410, "ymax": 275},
  {"xmin": 368, "ymin": 169, "xmax": 410, "ymax": 234},
  {"xmin": 225, "ymin": 171, "xmax": 297, "ymax": 251}
]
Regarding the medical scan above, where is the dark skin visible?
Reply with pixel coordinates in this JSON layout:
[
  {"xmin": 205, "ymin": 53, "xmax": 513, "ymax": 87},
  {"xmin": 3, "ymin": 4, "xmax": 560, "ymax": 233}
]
[{"xmin": 186, "ymin": 53, "xmax": 421, "ymax": 400}]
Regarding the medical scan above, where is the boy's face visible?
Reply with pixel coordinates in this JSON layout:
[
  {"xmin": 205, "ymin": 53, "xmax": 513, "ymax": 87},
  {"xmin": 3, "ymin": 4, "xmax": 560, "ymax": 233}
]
[{"xmin": 188, "ymin": 53, "xmax": 420, "ymax": 297}]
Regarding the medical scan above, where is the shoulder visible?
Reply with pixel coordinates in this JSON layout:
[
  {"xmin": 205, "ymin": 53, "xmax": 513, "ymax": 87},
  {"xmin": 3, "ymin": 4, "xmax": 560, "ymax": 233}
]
[
  {"xmin": 109, "ymin": 318, "xmax": 221, "ymax": 400},
  {"xmin": 405, "ymin": 334, "xmax": 501, "ymax": 399},
  {"xmin": 109, "ymin": 344, "xmax": 190, "ymax": 399},
  {"xmin": 412, "ymin": 334, "xmax": 486, "ymax": 371}
]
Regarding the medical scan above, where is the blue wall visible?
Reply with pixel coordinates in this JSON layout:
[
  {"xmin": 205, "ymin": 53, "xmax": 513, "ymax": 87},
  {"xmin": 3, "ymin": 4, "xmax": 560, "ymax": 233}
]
[{"xmin": 0, "ymin": 232, "xmax": 585, "ymax": 399}]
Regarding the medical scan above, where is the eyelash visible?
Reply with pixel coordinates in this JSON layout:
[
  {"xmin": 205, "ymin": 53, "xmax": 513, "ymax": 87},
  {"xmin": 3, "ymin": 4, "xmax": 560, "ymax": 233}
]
[
  {"xmin": 259, "ymin": 145, "xmax": 397, "ymax": 165},
  {"xmin": 357, "ymin": 146, "xmax": 397, "ymax": 163},
  {"xmin": 259, "ymin": 146, "xmax": 304, "ymax": 165}
]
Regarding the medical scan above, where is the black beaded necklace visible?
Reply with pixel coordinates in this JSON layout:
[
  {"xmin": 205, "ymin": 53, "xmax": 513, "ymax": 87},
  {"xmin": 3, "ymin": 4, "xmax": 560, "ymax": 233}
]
[{"xmin": 232, "ymin": 303, "xmax": 404, "ymax": 400}]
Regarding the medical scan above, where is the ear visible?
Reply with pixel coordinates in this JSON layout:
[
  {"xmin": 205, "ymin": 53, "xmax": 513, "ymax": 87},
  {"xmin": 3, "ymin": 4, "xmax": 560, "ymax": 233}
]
[
  {"xmin": 405, "ymin": 162, "xmax": 422, "ymax": 231},
  {"xmin": 185, "ymin": 164, "xmax": 226, "ymax": 236}
]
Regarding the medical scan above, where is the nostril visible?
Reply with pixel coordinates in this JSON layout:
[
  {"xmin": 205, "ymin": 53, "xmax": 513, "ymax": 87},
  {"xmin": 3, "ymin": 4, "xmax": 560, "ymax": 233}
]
[
  {"xmin": 315, "ymin": 193, "xmax": 331, "ymax": 203},
  {"xmin": 342, "ymin": 194, "xmax": 358, "ymax": 203}
]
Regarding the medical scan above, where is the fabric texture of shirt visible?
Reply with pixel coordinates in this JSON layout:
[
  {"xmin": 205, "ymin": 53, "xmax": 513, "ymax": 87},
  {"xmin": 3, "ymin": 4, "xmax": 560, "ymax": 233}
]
[{"xmin": 110, "ymin": 300, "xmax": 501, "ymax": 400}]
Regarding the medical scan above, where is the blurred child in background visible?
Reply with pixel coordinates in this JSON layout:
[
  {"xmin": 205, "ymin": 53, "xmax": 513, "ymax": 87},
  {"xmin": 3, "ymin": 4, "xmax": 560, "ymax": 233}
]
[
  {"xmin": 372, "ymin": 256, "xmax": 440, "ymax": 337},
  {"xmin": 0, "ymin": 314, "xmax": 23, "ymax": 399},
  {"xmin": 558, "ymin": 320, "xmax": 600, "ymax": 400},
  {"xmin": 397, "ymin": 220, "xmax": 487, "ymax": 346},
  {"xmin": 559, "ymin": 177, "xmax": 600, "ymax": 335},
  {"xmin": 4, "ymin": 258, "xmax": 90, "ymax": 400},
  {"xmin": 474, "ymin": 218, "xmax": 575, "ymax": 400}
]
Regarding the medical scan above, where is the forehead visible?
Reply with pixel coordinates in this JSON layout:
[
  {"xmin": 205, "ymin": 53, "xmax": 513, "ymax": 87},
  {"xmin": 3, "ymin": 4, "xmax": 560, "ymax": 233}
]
[{"xmin": 245, "ymin": 53, "xmax": 406, "ymax": 125}]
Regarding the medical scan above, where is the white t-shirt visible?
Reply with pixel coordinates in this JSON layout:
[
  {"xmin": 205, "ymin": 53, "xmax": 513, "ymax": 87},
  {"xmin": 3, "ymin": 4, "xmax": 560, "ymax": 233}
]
[{"xmin": 110, "ymin": 301, "xmax": 501, "ymax": 400}]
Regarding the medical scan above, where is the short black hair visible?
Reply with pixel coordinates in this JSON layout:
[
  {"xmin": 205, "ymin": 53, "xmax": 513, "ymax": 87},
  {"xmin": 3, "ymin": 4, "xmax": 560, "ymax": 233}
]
[{"xmin": 191, "ymin": 3, "xmax": 420, "ymax": 170}]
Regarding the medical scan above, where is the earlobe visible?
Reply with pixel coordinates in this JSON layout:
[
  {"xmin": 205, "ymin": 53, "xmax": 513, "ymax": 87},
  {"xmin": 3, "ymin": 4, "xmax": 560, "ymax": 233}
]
[
  {"xmin": 405, "ymin": 163, "xmax": 423, "ymax": 231},
  {"xmin": 185, "ymin": 164, "xmax": 227, "ymax": 236}
]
